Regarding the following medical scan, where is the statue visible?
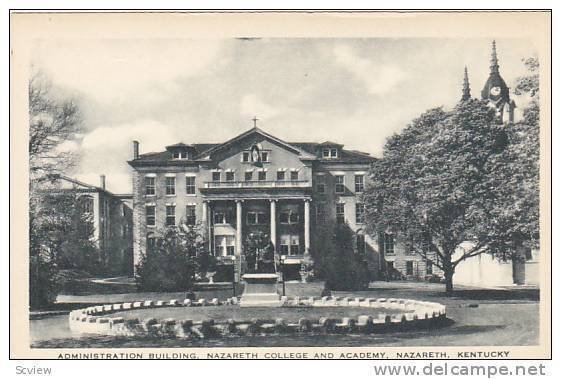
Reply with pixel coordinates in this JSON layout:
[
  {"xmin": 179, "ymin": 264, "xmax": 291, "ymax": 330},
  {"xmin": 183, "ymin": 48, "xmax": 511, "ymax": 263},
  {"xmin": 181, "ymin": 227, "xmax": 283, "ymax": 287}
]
[
  {"xmin": 240, "ymin": 231, "xmax": 283, "ymax": 307},
  {"xmin": 244, "ymin": 232, "xmax": 275, "ymax": 273}
]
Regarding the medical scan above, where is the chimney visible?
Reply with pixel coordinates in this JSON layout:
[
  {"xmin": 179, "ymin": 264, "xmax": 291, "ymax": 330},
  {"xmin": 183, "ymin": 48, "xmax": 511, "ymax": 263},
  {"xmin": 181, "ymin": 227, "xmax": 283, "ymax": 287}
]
[
  {"xmin": 100, "ymin": 174, "xmax": 106, "ymax": 190},
  {"xmin": 133, "ymin": 140, "xmax": 139, "ymax": 159}
]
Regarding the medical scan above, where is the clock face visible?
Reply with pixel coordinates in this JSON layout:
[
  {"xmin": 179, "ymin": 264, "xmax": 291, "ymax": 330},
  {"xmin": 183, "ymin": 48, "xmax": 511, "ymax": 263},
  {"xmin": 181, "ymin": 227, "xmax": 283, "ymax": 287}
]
[{"xmin": 490, "ymin": 86, "xmax": 502, "ymax": 96}]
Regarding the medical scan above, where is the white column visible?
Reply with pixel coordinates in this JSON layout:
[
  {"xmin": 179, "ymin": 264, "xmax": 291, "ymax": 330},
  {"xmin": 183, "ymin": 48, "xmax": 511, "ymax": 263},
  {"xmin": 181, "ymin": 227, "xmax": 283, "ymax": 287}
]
[
  {"xmin": 202, "ymin": 201, "xmax": 208, "ymax": 226},
  {"xmin": 304, "ymin": 199, "xmax": 310, "ymax": 255},
  {"xmin": 270, "ymin": 199, "xmax": 277, "ymax": 252},
  {"xmin": 236, "ymin": 200, "xmax": 243, "ymax": 256},
  {"xmin": 202, "ymin": 201, "xmax": 211, "ymax": 253}
]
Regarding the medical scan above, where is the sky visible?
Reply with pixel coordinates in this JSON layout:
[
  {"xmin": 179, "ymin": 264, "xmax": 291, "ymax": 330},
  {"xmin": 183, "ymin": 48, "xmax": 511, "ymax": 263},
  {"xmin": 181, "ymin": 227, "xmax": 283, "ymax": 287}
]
[{"xmin": 31, "ymin": 38, "xmax": 537, "ymax": 193}]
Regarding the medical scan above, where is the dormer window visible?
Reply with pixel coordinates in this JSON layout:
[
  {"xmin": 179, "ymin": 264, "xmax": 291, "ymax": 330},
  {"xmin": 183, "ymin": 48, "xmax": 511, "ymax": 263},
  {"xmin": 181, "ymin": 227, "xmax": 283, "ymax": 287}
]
[
  {"xmin": 166, "ymin": 142, "xmax": 194, "ymax": 160},
  {"xmin": 319, "ymin": 141, "xmax": 343, "ymax": 159},
  {"xmin": 172, "ymin": 150, "xmax": 189, "ymax": 159},
  {"xmin": 322, "ymin": 148, "xmax": 338, "ymax": 159}
]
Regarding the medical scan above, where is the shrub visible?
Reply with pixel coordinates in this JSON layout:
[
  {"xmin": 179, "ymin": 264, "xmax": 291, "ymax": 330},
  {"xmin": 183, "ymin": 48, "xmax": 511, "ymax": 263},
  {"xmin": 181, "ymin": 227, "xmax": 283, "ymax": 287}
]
[
  {"xmin": 135, "ymin": 224, "xmax": 208, "ymax": 292},
  {"xmin": 313, "ymin": 222, "xmax": 370, "ymax": 291}
]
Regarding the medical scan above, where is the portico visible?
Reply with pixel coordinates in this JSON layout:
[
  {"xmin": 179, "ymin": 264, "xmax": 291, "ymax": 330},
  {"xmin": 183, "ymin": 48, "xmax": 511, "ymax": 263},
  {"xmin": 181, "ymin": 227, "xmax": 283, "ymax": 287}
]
[{"xmin": 201, "ymin": 195, "xmax": 311, "ymax": 262}]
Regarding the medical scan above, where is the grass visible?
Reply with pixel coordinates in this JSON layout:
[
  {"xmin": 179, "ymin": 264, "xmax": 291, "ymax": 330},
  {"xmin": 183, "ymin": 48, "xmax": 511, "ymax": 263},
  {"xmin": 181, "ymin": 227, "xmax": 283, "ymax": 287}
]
[{"xmin": 30, "ymin": 281, "xmax": 540, "ymax": 348}]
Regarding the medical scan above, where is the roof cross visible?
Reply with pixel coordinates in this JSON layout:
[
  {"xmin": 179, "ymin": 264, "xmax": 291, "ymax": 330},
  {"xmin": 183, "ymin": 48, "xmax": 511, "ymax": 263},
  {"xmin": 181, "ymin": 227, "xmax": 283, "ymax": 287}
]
[{"xmin": 252, "ymin": 116, "xmax": 259, "ymax": 128}]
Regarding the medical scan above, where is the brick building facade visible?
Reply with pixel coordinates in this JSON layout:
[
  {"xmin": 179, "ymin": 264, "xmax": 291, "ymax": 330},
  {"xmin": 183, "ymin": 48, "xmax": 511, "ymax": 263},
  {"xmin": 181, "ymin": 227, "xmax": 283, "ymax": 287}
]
[{"xmin": 128, "ymin": 127, "xmax": 380, "ymax": 281}]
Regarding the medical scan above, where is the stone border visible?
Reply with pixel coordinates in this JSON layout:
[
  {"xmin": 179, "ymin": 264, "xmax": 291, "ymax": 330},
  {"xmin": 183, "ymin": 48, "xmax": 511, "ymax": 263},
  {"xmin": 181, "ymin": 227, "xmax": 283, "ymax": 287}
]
[{"xmin": 68, "ymin": 296, "xmax": 447, "ymax": 338}]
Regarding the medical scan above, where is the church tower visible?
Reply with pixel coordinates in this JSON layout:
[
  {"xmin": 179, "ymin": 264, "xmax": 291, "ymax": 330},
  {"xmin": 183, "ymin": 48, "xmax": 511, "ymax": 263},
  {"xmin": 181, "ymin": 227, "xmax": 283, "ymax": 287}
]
[
  {"xmin": 461, "ymin": 66, "xmax": 471, "ymax": 101},
  {"xmin": 480, "ymin": 40, "xmax": 516, "ymax": 123}
]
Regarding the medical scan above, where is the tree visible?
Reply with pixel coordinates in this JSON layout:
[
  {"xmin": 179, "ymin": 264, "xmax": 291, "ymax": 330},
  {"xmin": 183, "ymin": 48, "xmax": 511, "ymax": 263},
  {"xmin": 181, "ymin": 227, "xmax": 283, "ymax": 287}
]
[
  {"xmin": 313, "ymin": 222, "xmax": 370, "ymax": 291},
  {"xmin": 362, "ymin": 99, "xmax": 510, "ymax": 293},
  {"xmin": 135, "ymin": 223, "xmax": 208, "ymax": 292},
  {"xmin": 28, "ymin": 71, "xmax": 83, "ymax": 307},
  {"xmin": 29, "ymin": 199, "xmax": 59, "ymax": 309},
  {"xmin": 32, "ymin": 188, "xmax": 102, "ymax": 272},
  {"xmin": 29, "ymin": 70, "xmax": 81, "ymax": 180}
]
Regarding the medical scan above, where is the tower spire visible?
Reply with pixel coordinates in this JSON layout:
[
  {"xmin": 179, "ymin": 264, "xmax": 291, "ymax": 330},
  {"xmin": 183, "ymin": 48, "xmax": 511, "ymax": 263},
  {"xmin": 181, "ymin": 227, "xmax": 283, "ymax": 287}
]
[
  {"xmin": 490, "ymin": 39, "xmax": 499, "ymax": 74},
  {"xmin": 461, "ymin": 66, "xmax": 471, "ymax": 101}
]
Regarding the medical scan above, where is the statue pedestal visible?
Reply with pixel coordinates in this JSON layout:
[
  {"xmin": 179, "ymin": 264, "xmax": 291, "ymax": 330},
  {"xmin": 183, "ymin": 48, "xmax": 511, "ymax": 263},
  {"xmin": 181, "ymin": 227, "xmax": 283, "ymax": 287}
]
[{"xmin": 240, "ymin": 273, "xmax": 284, "ymax": 307}]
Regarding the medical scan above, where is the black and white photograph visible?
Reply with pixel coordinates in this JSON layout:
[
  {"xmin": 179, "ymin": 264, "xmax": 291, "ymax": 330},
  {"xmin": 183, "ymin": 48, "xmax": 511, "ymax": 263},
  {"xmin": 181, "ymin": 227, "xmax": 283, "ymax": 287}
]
[{"xmin": 9, "ymin": 10, "xmax": 551, "ymax": 360}]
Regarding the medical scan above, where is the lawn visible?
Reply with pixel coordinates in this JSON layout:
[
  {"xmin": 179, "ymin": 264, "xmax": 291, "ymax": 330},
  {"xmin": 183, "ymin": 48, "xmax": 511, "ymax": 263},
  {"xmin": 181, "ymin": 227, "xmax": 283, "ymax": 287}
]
[{"xmin": 30, "ymin": 281, "xmax": 540, "ymax": 348}]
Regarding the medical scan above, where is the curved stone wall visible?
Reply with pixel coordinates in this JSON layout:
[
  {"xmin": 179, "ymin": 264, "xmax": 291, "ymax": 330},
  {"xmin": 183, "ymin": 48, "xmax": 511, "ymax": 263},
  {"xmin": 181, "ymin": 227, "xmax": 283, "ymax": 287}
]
[{"xmin": 68, "ymin": 296, "xmax": 447, "ymax": 338}]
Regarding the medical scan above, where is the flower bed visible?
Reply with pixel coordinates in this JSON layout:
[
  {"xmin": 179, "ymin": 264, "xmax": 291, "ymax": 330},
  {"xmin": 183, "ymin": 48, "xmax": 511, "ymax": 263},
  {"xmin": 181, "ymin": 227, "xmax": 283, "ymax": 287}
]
[{"xmin": 68, "ymin": 296, "xmax": 447, "ymax": 338}]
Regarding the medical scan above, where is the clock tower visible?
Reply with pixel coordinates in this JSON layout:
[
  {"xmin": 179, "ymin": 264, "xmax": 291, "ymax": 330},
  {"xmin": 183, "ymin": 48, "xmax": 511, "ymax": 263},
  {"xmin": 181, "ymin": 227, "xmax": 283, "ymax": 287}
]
[{"xmin": 481, "ymin": 40, "xmax": 516, "ymax": 123}]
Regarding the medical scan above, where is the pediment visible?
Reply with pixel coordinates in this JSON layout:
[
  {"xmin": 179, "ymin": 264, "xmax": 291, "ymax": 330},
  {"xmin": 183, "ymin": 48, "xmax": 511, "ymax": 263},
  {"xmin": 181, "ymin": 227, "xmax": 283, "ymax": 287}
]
[{"xmin": 197, "ymin": 127, "xmax": 316, "ymax": 162}]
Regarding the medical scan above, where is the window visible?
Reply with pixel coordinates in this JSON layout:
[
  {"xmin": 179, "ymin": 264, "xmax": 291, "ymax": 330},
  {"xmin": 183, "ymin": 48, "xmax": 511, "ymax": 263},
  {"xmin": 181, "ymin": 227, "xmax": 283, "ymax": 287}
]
[
  {"xmin": 406, "ymin": 261, "xmax": 414, "ymax": 276},
  {"xmin": 261, "ymin": 151, "xmax": 269, "ymax": 162},
  {"xmin": 214, "ymin": 212, "xmax": 225, "ymax": 224},
  {"xmin": 146, "ymin": 205, "xmax": 156, "ymax": 227},
  {"xmin": 383, "ymin": 233, "xmax": 395, "ymax": 255},
  {"xmin": 242, "ymin": 152, "xmax": 250, "ymax": 162},
  {"xmin": 245, "ymin": 171, "xmax": 253, "ymax": 181},
  {"xmin": 277, "ymin": 170, "xmax": 285, "ymax": 181},
  {"xmin": 280, "ymin": 235, "xmax": 300, "ymax": 256},
  {"xmin": 247, "ymin": 211, "xmax": 267, "ymax": 225},
  {"xmin": 226, "ymin": 171, "xmax": 235, "ymax": 181},
  {"xmin": 81, "ymin": 196, "xmax": 94, "ymax": 213},
  {"xmin": 185, "ymin": 176, "xmax": 196, "ymax": 195},
  {"xmin": 215, "ymin": 236, "xmax": 235, "ymax": 256},
  {"xmin": 426, "ymin": 260, "xmax": 433, "ymax": 275},
  {"xmin": 185, "ymin": 205, "xmax": 196, "ymax": 226},
  {"xmin": 335, "ymin": 175, "xmax": 345, "ymax": 194},
  {"xmin": 172, "ymin": 150, "xmax": 188, "ymax": 159},
  {"xmin": 355, "ymin": 175, "xmax": 364, "ymax": 193},
  {"xmin": 357, "ymin": 234, "xmax": 365, "ymax": 255},
  {"xmin": 336, "ymin": 203, "xmax": 345, "ymax": 224},
  {"xmin": 316, "ymin": 175, "xmax": 326, "ymax": 193},
  {"xmin": 145, "ymin": 177, "xmax": 155, "ymax": 196},
  {"xmin": 322, "ymin": 148, "xmax": 338, "ymax": 158},
  {"xmin": 121, "ymin": 203, "xmax": 126, "ymax": 217},
  {"xmin": 290, "ymin": 170, "xmax": 299, "ymax": 181},
  {"xmin": 258, "ymin": 171, "xmax": 267, "ymax": 181},
  {"xmin": 280, "ymin": 235, "xmax": 289, "ymax": 255},
  {"xmin": 212, "ymin": 171, "xmax": 221, "ymax": 182},
  {"xmin": 146, "ymin": 234, "xmax": 157, "ymax": 252},
  {"xmin": 355, "ymin": 203, "xmax": 365, "ymax": 224},
  {"xmin": 289, "ymin": 211, "xmax": 299, "ymax": 224},
  {"xmin": 165, "ymin": 176, "xmax": 176, "ymax": 195},
  {"xmin": 315, "ymin": 203, "xmax": 325, "ymax": 224},
  {"xmin": 213, "ymin": 211, "xmax": 233, "ymax": 225},
  {"xmin": 280, "ymin": 210, "xmax": 299, "ymax": 225},
  {"xmin": 290, "ymin": 235, "xmax": 300, "ymax": 256},
  {"xmin": 166, "ymin": 205, "xmax": 176, "ymax": 226}
]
